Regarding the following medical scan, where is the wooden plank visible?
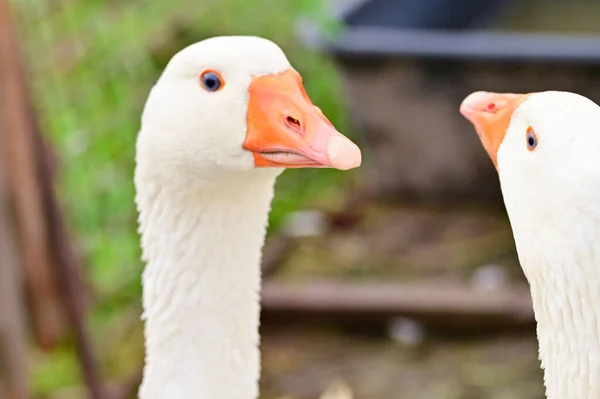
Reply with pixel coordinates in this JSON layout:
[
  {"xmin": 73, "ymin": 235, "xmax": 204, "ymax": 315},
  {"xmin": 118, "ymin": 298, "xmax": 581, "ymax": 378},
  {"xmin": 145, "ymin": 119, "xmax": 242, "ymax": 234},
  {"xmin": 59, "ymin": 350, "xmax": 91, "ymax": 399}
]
[
  {"xmin": 261, "ymin": 280, "xmax": 534, "ymax": 331},
  {"xmin": 0, "ymin": 0, "xmax": 64, "ymax": 349}
]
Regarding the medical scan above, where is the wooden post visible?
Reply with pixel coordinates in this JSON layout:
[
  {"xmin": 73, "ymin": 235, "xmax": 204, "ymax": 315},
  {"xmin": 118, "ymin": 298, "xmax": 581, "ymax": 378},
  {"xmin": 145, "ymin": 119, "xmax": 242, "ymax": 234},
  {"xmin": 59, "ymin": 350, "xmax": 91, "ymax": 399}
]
[
  {"xmin": 0, "ymin": 117, "xmax": 30, "ymax": 399},
  {"xmin": 0, "ymin": 0, "xmax": 65, "ymax": 350},
  {"xmin": 29, "ymin": 105, "xmax": 106, "ymax": 399},
  {"xmin": 0, "ymin": 1, "xmax": 105, "ymax": 398}
]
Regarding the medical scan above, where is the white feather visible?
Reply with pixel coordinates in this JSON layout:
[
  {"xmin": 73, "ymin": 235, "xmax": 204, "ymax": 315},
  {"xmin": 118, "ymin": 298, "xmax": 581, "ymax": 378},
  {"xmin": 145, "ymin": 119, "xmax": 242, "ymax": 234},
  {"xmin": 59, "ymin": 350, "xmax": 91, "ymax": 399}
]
[{"xmin": 497, "ymin": 91, "xmax": 600, "ymax": 399}]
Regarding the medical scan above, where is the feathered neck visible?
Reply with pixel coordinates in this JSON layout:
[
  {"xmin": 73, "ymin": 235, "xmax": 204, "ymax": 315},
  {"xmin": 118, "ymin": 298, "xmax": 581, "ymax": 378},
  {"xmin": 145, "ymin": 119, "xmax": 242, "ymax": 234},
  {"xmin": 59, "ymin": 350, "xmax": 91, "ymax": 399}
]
[
  {"xmin": 135, "ymin": 165, "xmax": 279, "ymax": 399},
  {"xmin": 508, "ymin": 209, "xmax": 600, "ymax": 399}
]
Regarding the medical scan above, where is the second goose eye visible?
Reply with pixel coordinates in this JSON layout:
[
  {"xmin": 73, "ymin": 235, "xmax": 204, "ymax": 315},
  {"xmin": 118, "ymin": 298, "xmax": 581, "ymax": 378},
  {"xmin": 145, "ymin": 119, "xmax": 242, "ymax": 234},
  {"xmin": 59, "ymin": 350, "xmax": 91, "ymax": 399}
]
[{"xmin": 526, "ymin": 126, "xmax": 538, "ymax": 151}]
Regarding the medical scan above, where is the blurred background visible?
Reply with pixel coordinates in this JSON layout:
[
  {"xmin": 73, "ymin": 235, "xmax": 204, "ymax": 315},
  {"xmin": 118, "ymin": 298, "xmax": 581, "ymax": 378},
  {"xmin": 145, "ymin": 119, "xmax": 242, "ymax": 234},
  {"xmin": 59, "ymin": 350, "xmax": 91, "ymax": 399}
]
[{"xmin": 2, "ymin": 0, "xmax": 600, "ymax": 398}]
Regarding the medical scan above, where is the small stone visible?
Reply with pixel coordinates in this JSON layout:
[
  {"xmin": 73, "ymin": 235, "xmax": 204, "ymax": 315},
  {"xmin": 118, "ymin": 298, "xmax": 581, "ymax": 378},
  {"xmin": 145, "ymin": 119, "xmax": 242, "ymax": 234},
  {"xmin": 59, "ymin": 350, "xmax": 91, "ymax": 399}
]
[
  {"xmin": 319, "ymin": 380, "xmax": 353, "ymax": 399},
  {"xmin": 388, "ymin": 317, "xmax": 424, "ymax": 347},
  {"xmin": 471, "ymin": 264, "xmax": 508, "ymax": 292},
  {"xmin": 283, "ymin": 210, "xmax": 327, "ymax": 237}
]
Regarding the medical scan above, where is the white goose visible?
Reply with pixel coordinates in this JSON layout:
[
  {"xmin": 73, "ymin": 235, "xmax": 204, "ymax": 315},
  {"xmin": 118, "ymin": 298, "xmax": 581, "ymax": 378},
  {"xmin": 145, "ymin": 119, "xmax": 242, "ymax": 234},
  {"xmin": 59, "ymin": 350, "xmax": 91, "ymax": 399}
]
[
  {"xmin": 460, "ymin": 90, "xmax": 600, "ymax": 399},
  {"xmin": 134, "ymin": 36, "xmax": 361, "ymax": 399}
]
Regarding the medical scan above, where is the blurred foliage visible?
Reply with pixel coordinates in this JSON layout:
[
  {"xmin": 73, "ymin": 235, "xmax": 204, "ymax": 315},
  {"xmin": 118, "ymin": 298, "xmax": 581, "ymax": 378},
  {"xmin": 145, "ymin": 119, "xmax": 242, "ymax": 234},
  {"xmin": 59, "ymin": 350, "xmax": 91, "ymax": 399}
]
[{"xmin": 11, "ymin": 0, "xmax": 355, "ymax": 395}]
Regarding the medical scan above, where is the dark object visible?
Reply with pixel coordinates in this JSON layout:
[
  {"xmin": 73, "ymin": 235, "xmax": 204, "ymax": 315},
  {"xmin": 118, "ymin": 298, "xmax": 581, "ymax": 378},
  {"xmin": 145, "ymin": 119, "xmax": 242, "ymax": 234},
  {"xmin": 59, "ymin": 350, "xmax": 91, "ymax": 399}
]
[
  {"xmin": 300, "ymin": 0, "xmax": 600, "ymax": 202},
  {"xmin": 343, "ymin": 0, "xmax": 505, "ymax": 30}
]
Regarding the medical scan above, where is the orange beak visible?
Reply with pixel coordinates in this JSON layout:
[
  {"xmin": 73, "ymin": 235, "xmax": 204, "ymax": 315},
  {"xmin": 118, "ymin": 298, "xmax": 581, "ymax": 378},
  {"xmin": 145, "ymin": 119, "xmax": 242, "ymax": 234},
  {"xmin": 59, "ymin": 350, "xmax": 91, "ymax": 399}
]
[
  {"xmin": 459, "ymin": 91, "xmax": 531, "ymax": 168},
  {"xmin": 243, "ymin": 69, "xmax": 361, "ymax": 170}
]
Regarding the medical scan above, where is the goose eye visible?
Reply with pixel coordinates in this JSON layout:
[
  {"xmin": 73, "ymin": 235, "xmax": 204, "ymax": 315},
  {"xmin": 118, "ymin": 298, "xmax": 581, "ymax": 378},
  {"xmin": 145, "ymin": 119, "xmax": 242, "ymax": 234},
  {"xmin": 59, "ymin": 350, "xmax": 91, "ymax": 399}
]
[
  {"xmin": 200, "ymin": 70, "xmax": 224, "ymax": 92},
  {"xmin": 526, "ymin": 126, "xmax": 538, "ymax": 151}
]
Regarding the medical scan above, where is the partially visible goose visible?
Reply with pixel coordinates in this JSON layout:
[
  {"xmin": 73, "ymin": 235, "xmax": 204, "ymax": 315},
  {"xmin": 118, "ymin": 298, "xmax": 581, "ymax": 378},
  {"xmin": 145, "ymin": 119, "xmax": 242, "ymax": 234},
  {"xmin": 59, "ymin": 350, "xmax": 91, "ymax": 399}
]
[
  {"xmin": 460, "ymin": 90, "xmax": 600, "ymax": 399},
  {"xmin": 135, "ymin": 36, "xmax": 361, "ymax": 399}
]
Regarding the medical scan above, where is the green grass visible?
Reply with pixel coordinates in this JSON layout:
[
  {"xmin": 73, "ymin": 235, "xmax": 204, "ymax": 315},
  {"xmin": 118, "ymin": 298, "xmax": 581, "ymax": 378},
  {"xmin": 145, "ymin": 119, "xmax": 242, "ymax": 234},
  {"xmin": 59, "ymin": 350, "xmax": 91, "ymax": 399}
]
[{"xmin": 11, "ymin": 0, "xmax": 356, "ymax": 395}]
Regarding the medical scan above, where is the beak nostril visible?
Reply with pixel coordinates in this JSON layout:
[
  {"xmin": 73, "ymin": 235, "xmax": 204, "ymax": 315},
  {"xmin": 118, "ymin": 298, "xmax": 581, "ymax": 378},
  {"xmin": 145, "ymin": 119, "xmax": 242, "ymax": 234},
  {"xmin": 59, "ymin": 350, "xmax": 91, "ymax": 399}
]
[{"xmin": 285, "ymin": 116, "xmax": 302, "ymax": 131}]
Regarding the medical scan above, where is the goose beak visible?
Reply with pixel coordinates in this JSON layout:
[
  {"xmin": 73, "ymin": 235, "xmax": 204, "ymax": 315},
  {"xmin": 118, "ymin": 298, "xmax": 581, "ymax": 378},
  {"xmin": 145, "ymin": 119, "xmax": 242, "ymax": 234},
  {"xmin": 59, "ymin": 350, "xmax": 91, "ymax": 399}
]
[
  {"xmin": 243, "ymin": 69, "xmax": 361, "ymax": 170},
  {"xmin": 460, "ymin": 91, "xmax": 531, "ymax": 168}
]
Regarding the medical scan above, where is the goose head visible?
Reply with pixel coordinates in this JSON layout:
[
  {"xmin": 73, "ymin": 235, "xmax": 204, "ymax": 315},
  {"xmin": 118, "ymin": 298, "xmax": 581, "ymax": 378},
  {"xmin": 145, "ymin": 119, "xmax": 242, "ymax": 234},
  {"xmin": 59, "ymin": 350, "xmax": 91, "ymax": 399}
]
[
  {"xmin": 137, "ymin": 36, "xmax": 361, "ymax": 186},
  {"xmin": 460, "ymin": 90, "xmax": 600, "ymax": 232}
]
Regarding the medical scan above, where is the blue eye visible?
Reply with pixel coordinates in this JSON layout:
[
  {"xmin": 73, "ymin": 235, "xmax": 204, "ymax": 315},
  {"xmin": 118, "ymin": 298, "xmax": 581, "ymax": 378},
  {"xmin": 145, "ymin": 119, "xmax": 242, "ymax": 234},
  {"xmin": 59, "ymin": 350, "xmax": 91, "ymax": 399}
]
[
  {"xmin": 526, "ymin": 126, "xmax": 538, "ymax": 151},
  {"xmin": 200, "ymin": 70, "xmax": 223, "ymax": 92}
]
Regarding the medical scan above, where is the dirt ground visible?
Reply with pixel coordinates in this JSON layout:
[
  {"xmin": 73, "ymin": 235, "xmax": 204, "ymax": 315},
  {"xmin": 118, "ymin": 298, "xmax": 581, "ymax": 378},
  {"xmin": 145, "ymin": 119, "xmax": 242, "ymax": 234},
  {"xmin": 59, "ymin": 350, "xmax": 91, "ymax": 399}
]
[
  {"xmin": 261, "ymin": 328, "xmax": 543, "ymax": 399},
  {"xmin": 259, "ymin": 202, "xmax": 545, "ymax": 399}
]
